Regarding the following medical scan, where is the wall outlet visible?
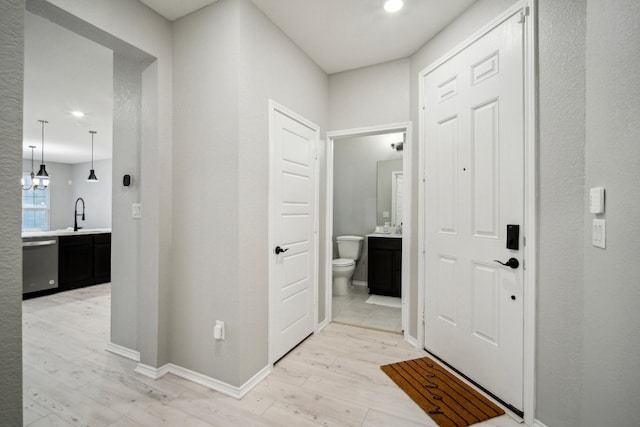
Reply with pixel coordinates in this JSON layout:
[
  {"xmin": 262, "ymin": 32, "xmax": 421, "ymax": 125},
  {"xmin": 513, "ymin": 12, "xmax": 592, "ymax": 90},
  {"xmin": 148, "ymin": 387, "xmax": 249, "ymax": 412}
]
[
  {"xmin": 214, "ymin": 320, "xmax": 225, "ymax": 340},
  {"xmin": 592, "ymin": 219, "xmax": 606, "ymax": 249},
  {"xmin": 132, "ymin": 203, "xmax": 142, "ymax": 219}
]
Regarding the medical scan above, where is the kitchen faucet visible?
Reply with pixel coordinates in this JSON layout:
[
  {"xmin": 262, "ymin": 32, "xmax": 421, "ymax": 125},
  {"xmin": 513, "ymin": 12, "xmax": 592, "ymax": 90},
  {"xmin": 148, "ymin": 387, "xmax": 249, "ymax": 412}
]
[{"xmin": 74, "ymin": 197, "xmax": 85, "ymax": 231}]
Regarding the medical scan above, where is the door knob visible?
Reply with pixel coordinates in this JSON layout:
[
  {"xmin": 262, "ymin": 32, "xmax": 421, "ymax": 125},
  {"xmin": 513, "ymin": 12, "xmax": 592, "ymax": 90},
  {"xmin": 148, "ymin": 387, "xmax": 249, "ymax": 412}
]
[
  {"xmin": 274, "ymin": 246, "xmax": 289, "ymax": 255},
  {"xmin": 494, "ymin": 257, "xmax": 519, "ymax": 269}
]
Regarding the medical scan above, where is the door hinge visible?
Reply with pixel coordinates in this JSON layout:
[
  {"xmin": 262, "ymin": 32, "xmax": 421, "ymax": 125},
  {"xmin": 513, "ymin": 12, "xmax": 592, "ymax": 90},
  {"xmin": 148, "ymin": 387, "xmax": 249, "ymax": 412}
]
[{"xmin": 313, "ymin": 150, "xmax": 318, "ymax": 160}]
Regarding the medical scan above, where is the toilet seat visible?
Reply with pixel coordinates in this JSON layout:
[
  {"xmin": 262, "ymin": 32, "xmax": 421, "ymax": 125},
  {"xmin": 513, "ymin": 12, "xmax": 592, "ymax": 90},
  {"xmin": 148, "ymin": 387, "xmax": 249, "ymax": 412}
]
[{"xmin": 332, "ymin": 258, "xmax": 355, "ymax": 267}]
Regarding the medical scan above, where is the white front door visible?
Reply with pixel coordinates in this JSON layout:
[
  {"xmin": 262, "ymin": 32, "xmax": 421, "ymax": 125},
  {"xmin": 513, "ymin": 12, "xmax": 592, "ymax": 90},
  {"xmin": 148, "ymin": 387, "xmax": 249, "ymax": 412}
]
[
  {"xmin": 270, "ymin": 103, "xmax": 318, "ymax": 363},
  {"xmin": 422, "ymin": 13, "xmax": 524, "ymax": 410}
]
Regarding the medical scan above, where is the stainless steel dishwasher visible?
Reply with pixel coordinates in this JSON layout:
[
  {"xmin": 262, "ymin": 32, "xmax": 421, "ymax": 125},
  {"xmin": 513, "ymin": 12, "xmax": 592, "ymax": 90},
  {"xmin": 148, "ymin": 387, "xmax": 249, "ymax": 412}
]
[{"xmin": 23, "ymin": 236, "xmax": 58, "ymax": 294}]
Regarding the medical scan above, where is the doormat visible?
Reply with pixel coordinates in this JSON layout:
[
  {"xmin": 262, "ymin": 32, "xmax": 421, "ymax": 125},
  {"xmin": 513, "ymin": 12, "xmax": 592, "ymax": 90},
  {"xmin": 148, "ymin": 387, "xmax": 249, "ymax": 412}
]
[
  {"xmin": 381, "ymin": 356, "xmax": 504, "ymax": 427},
  {"xmin": 365, "ymin": 295, "xmax": 401, "ymax": 308}
]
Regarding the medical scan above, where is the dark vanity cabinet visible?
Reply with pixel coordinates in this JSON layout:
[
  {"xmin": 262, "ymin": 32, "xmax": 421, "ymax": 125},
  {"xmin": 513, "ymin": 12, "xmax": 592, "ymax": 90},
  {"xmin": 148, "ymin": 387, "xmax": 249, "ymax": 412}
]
[
  {"xmin": 58, "ymin": 233, "xmax": 111, "ymax": 290},
  {"xmin": 367, "ymin": 236, "xmax": 402, "ymax": 297}
]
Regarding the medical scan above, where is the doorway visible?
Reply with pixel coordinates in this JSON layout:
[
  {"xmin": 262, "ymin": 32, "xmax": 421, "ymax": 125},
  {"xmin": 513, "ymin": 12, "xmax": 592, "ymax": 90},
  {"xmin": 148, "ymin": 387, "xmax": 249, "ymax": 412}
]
[{"xmin": 326, "ymin": 122, "xmax": 412, "ymax": 335}]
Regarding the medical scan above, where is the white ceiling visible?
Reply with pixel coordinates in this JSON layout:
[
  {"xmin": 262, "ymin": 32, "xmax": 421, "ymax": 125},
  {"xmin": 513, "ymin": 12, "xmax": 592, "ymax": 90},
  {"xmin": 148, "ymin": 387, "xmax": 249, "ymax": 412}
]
[
  {"xmin": 142, "ymin": 0, "xmax": 476, "ymax": 74},
  {"xmin": 23, "ymin": 12, "xmax": 113, "ymax": 165},
  {"xmin": 23, "ymin": 0, "xmax": 476, "ymax": 164}
]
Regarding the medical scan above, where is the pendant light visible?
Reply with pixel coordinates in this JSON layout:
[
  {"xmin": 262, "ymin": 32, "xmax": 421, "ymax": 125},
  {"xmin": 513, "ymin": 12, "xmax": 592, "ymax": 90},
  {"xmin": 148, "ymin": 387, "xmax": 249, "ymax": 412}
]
[
  {"xmin": 87, "ymin": 130, "xmax": 99, "ymax": 182},
  {"xmin": 21, "ymin": 145, "xmax": 38, "ymax": 191},
  {"xmin": 35, "ymin": 120, "xmax": 50, "ymax": 188}
]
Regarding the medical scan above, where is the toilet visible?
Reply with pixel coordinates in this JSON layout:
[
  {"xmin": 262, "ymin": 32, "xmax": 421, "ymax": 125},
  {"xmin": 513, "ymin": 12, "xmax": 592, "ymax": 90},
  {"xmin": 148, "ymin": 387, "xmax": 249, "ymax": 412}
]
[{"xmin": 332, "ymin": 235, "xmax": 364, "ymax": 296}]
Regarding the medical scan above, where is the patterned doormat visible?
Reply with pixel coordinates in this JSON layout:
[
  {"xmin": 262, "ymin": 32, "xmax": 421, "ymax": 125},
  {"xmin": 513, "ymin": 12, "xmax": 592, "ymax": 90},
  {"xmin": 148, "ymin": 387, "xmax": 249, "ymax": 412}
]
[{"xmin": 381, "ymin": 356, "xmax": 505, "ymax": 427}]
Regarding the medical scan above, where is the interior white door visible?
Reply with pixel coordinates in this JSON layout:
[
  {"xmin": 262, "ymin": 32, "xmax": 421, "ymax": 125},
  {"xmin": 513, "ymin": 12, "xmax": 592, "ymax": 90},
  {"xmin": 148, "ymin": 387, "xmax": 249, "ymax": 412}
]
[
  {"xmin": 422, "ymin": 13, "xmax": 524, "ymax": 410},
  {"xmin": 271, "ymin": 106, "xmax": 318, "ymax": 363}
]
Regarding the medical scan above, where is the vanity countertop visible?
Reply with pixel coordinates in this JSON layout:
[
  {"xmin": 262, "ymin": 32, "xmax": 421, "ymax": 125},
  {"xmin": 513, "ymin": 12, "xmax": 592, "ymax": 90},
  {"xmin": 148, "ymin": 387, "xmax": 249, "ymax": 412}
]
[
  {"xmin": 366, "ymin": 232, "xmax": 402, "ymax": 239},
  {"xmin": 22, "ymin": 228, "xmax": 112, "ymax": 239}
]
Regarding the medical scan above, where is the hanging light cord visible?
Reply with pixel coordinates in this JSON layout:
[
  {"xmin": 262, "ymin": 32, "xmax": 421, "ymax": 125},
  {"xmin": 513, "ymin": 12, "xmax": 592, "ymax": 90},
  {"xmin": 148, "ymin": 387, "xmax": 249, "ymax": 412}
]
[
  {"xmin": 39, "ymin": 120, "xmax": 47, "ymax": 165},
  {"xmin": 90, "ymin": 130, "xmax": 96, "ymax": 169}
]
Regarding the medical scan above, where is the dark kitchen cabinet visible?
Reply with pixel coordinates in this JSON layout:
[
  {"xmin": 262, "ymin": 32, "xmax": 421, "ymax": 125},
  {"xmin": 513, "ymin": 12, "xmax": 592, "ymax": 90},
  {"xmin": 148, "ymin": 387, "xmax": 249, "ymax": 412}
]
[
  {"xmin": 367, "ymin": 236, "xmax": 402, "ymax": 297},
  {"xmin": 59, "ymin": 233, "xmax": 111, "ymax": 290}
]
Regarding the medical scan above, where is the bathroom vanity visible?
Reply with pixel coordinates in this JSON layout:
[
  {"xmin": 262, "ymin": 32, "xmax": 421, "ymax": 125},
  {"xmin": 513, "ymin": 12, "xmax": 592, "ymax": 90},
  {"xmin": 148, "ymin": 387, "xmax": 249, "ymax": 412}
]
[{"xmin": 367, "ymin": 234, "xmax": 402, "ymax": 297}]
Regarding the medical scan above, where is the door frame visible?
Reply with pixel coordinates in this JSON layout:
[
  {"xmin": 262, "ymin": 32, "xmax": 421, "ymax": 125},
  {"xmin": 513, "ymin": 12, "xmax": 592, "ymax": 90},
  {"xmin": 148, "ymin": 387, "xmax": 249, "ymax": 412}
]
[
  {"xmin": 268, "ymin": 100, "xmax": 320, "ymax": 365},
  {"xmin": 325, "ymin": 121, "xmax": 412, "ymax": 337},
  {"xmin": 417, "ymin": 0, "xmax": 537, "ymax": 423}
]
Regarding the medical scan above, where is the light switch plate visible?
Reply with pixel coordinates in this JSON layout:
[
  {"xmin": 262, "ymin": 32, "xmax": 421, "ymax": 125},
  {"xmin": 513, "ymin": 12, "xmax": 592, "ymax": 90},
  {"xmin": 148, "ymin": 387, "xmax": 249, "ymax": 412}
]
[
  {"xmin": 132, "ymin": 203, "xmax": 142, "ymax": 219},
  {"xmin": 592, "ymin": 219, "xmax": 606, "ymax": 249},
  {"xmin": 589, "ymin": 187, "xmax": 605, "ymax": 214}
]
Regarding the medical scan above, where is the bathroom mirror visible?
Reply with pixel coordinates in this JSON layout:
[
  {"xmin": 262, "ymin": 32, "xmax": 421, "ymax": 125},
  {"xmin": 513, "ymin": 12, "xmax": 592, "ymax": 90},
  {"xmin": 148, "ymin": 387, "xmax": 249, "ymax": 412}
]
[{"xmin": 376, "ymin": 159, "xmax": 403, "ymax": 226}]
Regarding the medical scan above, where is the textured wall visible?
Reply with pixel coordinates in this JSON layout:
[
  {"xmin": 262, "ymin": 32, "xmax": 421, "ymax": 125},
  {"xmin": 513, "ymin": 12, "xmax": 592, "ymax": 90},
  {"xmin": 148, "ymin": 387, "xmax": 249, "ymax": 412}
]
[
  {"xmin": 581, "ymin": 0, "xmax": 640, "ymax": 425},
  {"xmin": 110, "ymin": 53, "xmax": 142, "ymax": 352},
  {"xmin": 0, "ymin": 0, "xmax": 24, "ymax": 423},
  {"xmin": 171, "ymin": 0, "xmax": 242, "ymax": 385},
  {"xmin": 536, "ymin": 1, "xmax": 587, "ymax": 425}
]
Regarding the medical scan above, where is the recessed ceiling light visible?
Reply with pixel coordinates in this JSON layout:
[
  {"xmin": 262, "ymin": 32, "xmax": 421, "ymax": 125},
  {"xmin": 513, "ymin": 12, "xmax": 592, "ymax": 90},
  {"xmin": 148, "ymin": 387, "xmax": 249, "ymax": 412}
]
[
  {"xmin": 384, "ymin": 0, "xmax": 404, "ymax": 13},
  {"xmin": 71, "ymin": 111, "xmax": 85, "ymax": 118}
]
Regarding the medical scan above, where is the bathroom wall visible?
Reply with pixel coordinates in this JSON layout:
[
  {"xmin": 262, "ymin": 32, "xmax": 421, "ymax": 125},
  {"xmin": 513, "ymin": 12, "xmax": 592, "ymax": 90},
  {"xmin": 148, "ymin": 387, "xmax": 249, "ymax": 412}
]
[
  {"xmin": 333, "ymin": 134, "xmax": 402, "ymax": 282},
  {"xmin": 0, "ymin": 0, "xmax": 24, "ymax": 422}
]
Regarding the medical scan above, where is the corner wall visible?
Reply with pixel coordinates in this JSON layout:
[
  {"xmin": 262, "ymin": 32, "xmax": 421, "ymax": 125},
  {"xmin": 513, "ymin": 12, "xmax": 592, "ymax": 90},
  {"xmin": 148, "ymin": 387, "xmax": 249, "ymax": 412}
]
[
  {"xmin": 170, "ymin": 0, "xmax": 329, "ymax": 387},
  {"xmin": 0, "ymin": 0, "xmax": 24, "ymax": 423}
]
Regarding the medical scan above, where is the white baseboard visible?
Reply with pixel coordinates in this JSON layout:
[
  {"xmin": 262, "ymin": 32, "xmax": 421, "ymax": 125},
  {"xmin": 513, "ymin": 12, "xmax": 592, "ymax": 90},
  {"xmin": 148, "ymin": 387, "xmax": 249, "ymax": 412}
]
[
  {"xmin": 405, "ymin": 334, "xmax": 419, "ymax": 349},
  {"xmin": 533, "ymin": 420, "xmax": 549, "ymax": 427},
  {"xmin": 106, "ymin": 342, "xmax": 140, "ymax": 362},
  {"xmin": 316, "ymin": 318, "xmax": 330, "ymax": 332},
  {"xmin": 352, "ymin": 280, "xmax": 367, "ymax": 287},
  {"xmin": 134, "ymin": 362, "xmax": 272, "ymax": 400},
  {"xmin": 134, "ymin": 362, "xmax": 170, "ymax": 380}
]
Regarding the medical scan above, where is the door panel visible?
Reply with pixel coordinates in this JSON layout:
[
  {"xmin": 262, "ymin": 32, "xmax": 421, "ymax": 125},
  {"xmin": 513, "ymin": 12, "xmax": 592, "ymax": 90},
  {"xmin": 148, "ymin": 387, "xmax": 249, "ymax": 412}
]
[
  {"xmin": 271, "ymin": 107, "xmax": 318, "ymax": 362},
  {"xmin": 423, "ymin": 13, "xmax": 524, "ymax": 410}
]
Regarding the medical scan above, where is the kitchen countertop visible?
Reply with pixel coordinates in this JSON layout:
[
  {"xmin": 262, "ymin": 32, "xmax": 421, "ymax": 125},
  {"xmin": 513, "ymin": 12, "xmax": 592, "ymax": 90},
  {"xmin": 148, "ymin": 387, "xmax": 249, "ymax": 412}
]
[
  {"xmin": 366, "ymin": 232, "xmax": 403, "ymax": 239},
  {"xmin": 22, "ymin": 228, "xmax": 112, "ymax": 239}
]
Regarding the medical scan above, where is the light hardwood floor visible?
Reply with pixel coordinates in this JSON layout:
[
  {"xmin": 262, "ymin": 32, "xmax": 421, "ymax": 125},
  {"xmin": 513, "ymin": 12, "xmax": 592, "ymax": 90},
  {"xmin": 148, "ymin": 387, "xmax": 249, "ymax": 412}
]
[{"xmin": 23, "ymin": 284, "xmax": 522, "ymax": 426}]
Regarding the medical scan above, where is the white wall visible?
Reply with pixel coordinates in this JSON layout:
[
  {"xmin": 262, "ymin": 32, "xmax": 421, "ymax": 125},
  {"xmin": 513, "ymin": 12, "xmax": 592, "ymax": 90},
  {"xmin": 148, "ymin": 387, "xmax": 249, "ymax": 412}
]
[
  {"xmin": 582, "ymin": 0, "xmax": 640, "ymax": 425},
  {"xmin": 171, "ymin": 0, "xmax": 328, "ymax": 386},
  {"xmin": 0, "ymin": 0, "xmax": 24, "ymax": 422},
  {"xmin": 333, "ymin": 135, "xmax": 402, "ymax": 281},
  {"xmin": 329, "ymin": 58, "xmax": 410, "ymax": 130}
]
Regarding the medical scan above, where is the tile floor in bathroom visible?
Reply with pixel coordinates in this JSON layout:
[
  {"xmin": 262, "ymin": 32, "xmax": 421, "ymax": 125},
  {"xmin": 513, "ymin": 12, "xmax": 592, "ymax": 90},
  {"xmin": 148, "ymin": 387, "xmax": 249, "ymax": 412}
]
[{"xmin": 332, "ymin": 284, "xmax": 402, "ymax": 333}]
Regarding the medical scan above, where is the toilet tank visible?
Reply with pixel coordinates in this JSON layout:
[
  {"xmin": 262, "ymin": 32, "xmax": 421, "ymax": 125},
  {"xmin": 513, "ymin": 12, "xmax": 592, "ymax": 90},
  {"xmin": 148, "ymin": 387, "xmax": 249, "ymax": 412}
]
[{"xmin": 336, "ymin": 235, "xmax": 364, "ymax": 260}]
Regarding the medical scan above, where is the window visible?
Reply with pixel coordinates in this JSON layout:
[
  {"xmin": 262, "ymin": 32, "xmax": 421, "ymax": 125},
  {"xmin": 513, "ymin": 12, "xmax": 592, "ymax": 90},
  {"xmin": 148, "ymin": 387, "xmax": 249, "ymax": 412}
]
[{"xmin": 22, "ymin": 173, "xmax": 50, "ymax": 231}]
